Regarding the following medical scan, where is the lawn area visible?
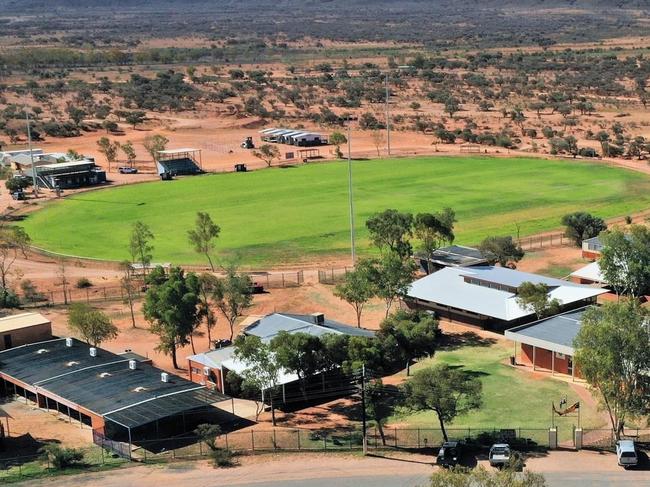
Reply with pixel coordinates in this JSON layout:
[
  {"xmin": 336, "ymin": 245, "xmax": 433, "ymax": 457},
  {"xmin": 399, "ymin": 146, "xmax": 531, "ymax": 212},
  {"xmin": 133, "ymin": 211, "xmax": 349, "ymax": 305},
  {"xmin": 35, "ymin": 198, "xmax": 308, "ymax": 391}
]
[
  {"xmin": 21, "ymin": 155, "xmax": 650, "ymax": 266},
  {"xmin": 391, "ymin": 340, "xmax": 607, "ymax": 441}
]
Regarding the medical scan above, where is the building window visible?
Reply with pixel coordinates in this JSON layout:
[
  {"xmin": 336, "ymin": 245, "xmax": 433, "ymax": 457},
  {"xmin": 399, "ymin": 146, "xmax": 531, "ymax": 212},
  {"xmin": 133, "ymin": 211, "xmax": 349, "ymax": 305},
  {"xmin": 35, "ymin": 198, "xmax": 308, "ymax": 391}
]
[{"xmin": 191, "ymin": 367, "xmax": 201, "ymax": 375}]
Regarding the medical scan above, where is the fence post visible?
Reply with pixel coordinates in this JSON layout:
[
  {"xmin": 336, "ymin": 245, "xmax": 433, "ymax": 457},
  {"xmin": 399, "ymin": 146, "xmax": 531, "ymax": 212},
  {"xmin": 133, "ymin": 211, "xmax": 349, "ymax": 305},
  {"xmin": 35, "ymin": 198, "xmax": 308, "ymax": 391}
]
[
  {"xmin": 324, "ymin": 433, "xmax": 327, "ymax": 450},
  {"xmin": 251, "ymin": 430, "xmax": 255, "ymax": 453},
  {"xmin": 273, "ymin": 429, "xmax": 277, "ymax": 450},
  {"xmin": 225, "ymin": 433, "xmax": 229, "ymax": 450},
  {"xmin": 297, "ymin": 430, "xmax": 301, "ymax": 450},
  {"xmin": 282, "ymin": 274, "xmax": 285, "ymax": 288},
  {"xmin": 199, "ymin": 440, "xmax": 203, "ymax": 456},
  {"xmin": 417, "ymin": 428, "xmax": 420, "ymax": 449},
  {"xmin": 394, "ymin": 428, "xmax": 397, "ymax": 448},
  {"xmin": 103, "ymin": 288, "xmax": 107, "ymax": 301},
  {"xmin": 86, "ymin": 289, "xmax": 90, "ymax": 303}
]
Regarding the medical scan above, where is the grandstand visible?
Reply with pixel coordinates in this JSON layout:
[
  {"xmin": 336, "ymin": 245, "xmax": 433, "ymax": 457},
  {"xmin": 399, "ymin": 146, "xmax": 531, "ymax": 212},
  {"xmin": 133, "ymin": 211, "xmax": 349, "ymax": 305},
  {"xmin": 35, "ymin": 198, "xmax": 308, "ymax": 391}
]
[{"xmin": 156, "ymin": 148, "xmax": 203, "ymax": 177}]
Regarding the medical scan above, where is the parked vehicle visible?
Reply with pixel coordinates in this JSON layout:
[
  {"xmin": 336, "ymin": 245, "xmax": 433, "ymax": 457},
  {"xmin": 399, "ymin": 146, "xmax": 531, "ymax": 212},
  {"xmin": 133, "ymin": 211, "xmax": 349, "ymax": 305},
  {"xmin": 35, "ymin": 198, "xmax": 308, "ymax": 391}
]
[
  {"xmin": 437, "ymin": 441, "xmax": 462, "ymax": 467},
  {"xmin": 616, "ymin": 440, "xmax": 638, "ymax": 469},
  {"xmin": 489, "ymin": 443, "xmax": 512, "ymax": 468},
  {"xmin": 118, "ymin": 166, "xmax": 138, "ymax": 174},
  {"xmin": 241, "ymin": 136, "xmax": 255, "ymax": 149},
  {"xmin": 11, "ymin": 191, "xmax": 25, "ymax": 201}
]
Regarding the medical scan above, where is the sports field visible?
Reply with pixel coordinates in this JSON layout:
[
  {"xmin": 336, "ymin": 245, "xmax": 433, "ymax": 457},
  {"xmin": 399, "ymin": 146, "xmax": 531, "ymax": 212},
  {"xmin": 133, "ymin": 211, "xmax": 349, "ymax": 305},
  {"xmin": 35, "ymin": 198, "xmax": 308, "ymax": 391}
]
[{"xmin": 21, "ymin": 156, "xmax": 650, "ymax": 266}]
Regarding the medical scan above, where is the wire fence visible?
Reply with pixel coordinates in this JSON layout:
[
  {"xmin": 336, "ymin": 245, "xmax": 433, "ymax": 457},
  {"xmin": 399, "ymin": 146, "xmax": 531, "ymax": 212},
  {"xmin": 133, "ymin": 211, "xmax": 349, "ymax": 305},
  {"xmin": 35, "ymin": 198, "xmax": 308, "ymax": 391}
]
[{"xmin": 514, "ymin": 232, "xmax": 568, "ymax": 251}]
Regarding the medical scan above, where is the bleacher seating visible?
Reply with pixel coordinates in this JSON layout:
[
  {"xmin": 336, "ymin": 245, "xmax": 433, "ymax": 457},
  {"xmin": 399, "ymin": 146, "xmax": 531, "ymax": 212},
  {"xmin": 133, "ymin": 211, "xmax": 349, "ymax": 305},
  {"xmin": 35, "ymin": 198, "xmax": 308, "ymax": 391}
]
[{"xmin": 157, "ymin": 158, "xmax": 202, "ymax": 176}]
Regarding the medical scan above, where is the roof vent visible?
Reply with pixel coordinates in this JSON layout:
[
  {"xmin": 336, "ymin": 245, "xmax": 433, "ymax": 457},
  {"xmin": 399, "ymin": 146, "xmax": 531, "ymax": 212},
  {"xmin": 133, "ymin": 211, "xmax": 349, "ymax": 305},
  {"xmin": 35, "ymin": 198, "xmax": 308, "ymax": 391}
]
[
  {"xmin": 161, "ymin": 372, "xmax": 169, "ymax": 383},
  {"xmin": 36, "ymin": 348, "xmax": 48, "ymax": 354},
  {"xmin": 129, "ymin": 359, "xmax": 137, "ymax": 370},
  {"xmin": 65, "ymin": 338, "xmax": 73, "ymax": 347},
  {"xmin": 311, "ymin": 312, "xmax": 325, "ymax": 325},
  {"xmin": 66, "ymin": 361, "xmax": 79, "ymax": 367},
  {"xmin": 99, "ymin": 372, "xmax": 112, "ymax": 378},
  {"xmin": 89, "ymin": 347, "xmax": 97, "ymax": 357},
  {"xmin": 133, "ymin": 386, "xmax": 147, "ymax": 393}
]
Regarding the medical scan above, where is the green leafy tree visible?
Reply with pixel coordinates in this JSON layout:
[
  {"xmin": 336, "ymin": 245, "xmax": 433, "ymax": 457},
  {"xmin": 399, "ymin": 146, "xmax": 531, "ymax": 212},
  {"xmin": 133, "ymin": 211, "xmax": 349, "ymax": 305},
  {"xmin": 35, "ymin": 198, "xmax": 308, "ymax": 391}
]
[
  {"xmin": 212, "ymin": 267, "xmax": 253, "ymax": 340},
  {"xmin": 143, "ymin": 134, "xmax": 169, "ymax": 162},
  {"xmin": 365, "ymin": 209, "xmax": 414, "ymax": 258},
  {"xmin": 194, "ymin": 423, "xmax": 221, "ymax": 451},
  {"xmin": 66, "ymin": 105, "xmax": 86, "ymax": 127},
  {"xmin": 599, "ymin": 226, "xmax": 650, "ymax": 298},
  {"xmin": 233, "ymin": 334, "xmax": 281, "ymax": 425},
  {"xmin": 96, "ymin": 137, "xmax": 119, "ymax": 172},
  {"xmin": 39, "ymin": 444, "xmax": 84, "ymax": 470},
  {"xmin": 129, "ymin": 221, "xmax": 154, "ymax": 274},
  {"xmin": 574, "ymin": 303, "xmax": 650, "ymax": 439},
  {"xmin": 187, "ymin": 212, "xmax": 220, "ymax": 270},
  {"xmin": 334, "ymin": 259, "xmax": 377, "ymax": 327},
  {"xmin": 252, "ymin": 144, "xmax": 280, "ymax": 167},
  {"xmin": 479, "ymin": 236, "xmax": 524, "ymax": 267},
  {"xmin": 67, "ymin": 303, "xmax": 118, "ymax": 347},
  {"xmin": 365, "ymin": 379, "xmax": 395, "ymax": 446},
  {"xmin": 561, "ymin": 212, "xmax": 607, "ymax": 247},
  {"xmin": 119, "ymin": 260, "xmax": 138, "ymax": 328},
  {"xmin": 444, "ymin": 96, "xmax": 461, "ymax": 118},
  {"xmin": 120, "ymin": 140, "xmax": 137, "ymax": 167},
  {"xmin": 125, "ymin": 110, "xmax": 146, "ymax": 129},
  {"xmin": 414, "ymin": 208, "xmax": 456, "ymax": 274},
  {"xmin": 401, "ymin": 364, "xmax": 482, "ymax": 442},
  {"xmin": 329, "ymin": 131, "xmax": 347, "ymax": 159},
  {"xmin": 379, "ymin": 309, "xmax": 438, "ymax": 376},
  {"xmin": 270, "ymin": 331, "xmax": 323, "ymax": 400},
  {"xmin": 143, "ymin": 267, "xmax": 200, "ymax": 369},
  {"xmin": 373, "ymin": 251, "xmax": 416, "ymax": 317},
  {"xmin": 197, "ymin": 273, "xmax": 219, "ymax": 346},
  {"xmin": 0, "ymin": 226, "xmax": 30, "ymax": 309},
  {"xmin": 516, "ymin": 282, "xmax": 561, "ymax": 320}
]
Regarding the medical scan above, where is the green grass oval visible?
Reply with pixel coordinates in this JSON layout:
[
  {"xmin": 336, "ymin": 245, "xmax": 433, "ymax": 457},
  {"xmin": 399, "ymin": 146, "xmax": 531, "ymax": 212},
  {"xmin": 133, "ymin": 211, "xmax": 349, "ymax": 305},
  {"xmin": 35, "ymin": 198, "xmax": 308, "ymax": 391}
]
[{"xmin": 21, "ymin": 156, "xmax": 650, "ymax": 266}]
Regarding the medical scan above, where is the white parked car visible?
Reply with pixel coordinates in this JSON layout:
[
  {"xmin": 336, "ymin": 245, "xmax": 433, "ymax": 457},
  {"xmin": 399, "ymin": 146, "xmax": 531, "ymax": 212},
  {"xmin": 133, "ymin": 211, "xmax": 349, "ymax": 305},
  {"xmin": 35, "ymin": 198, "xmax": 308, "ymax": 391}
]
[
  {"xmin": 489, "ymin": 443, "xmax": 512, "ymax": 468},
  {"xmin": 616, "ymin": 440, "xmax": 638, "ymax": 469}
]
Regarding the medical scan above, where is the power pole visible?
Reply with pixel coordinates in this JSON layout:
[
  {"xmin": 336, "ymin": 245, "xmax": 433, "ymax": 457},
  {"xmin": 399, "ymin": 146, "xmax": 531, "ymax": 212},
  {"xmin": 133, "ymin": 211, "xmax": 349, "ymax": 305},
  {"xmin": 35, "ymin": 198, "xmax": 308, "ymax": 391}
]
[
  {"xmin": 347, "ymin": 120, "xmax": 356, "ymax": 264},
  {"xmin": 361, "ymin": 364, "xmax": 367, "ymax": 455},
  {"xmin": 25, "ymin": 109, "xmax": 38, "ymax": 196},
  {"xmin": 385, "ymin": 73, "xmax": 391, "ymax": 157}
]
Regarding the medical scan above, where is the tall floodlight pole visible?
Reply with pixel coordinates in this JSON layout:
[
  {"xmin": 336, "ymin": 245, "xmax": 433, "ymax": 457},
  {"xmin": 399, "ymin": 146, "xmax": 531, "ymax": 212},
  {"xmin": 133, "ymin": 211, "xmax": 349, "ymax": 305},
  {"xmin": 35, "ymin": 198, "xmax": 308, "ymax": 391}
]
[
  {"xmin": 25, "ymin": 108, "xmax": 38, "ymax": 196},
  {"xmin": 385, "ymin": 73, "xmax": 391, "ymax": 157},
  {"xmin": 347, "ymin": 120, "xmax": 356, "ymax": 264}
]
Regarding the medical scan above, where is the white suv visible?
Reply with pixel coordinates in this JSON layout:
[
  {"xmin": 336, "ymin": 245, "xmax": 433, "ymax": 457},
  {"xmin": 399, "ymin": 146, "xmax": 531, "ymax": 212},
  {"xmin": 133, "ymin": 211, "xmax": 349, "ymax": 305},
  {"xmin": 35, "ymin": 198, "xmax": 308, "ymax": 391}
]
[{"xmin": 616, "ymin": 440, "xmax": 638, "ymax": 469}]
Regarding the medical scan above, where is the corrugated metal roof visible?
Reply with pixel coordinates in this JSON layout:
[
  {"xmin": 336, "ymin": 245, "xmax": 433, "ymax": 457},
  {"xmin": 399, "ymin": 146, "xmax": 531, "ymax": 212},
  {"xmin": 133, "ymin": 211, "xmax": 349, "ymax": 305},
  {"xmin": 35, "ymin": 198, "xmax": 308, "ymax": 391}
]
[
  {"xmin": 570, "ymin": 262, "xmax": 605, "ymax": 283},
  {"xmin": 0, "ymin": 313, "xmax": 50, "ymax": 333},
  {"xmin": 244, "ymin": 313, "xmax": 375, "ymax": 339},
  {"xmin": 407, "ymin": 266, "xmax": 607, "ymax": 322},
  {"xmin": 505, "ymin": 308, "xmax": 587, "ymax": 355}
]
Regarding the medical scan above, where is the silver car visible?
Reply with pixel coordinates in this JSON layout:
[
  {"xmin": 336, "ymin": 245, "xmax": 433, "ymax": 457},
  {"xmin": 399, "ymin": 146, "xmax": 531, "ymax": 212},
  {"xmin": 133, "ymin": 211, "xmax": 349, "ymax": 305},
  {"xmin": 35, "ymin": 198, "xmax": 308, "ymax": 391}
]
[{"xmin": 489, "ymin": 443, "xmax": 512, "ymax": 467}]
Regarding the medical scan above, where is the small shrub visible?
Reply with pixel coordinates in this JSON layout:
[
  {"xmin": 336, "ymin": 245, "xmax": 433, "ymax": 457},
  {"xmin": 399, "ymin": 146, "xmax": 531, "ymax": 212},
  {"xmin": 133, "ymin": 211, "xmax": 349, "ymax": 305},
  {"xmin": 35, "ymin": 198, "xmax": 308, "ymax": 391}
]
[
  {"xmin": 625, "ymin": 215, "xmax": 633, "ymax": 225},
  {"xmin": 210, "ymin": 448, "xmax": 236, "ymax": 468},
  {"xmin": 76, "ymin": 277, "xmax": 93, "ymax": 289},
  {"xmin": 40, "ymin": 444, "xmax": 84, "ymax": 469}
]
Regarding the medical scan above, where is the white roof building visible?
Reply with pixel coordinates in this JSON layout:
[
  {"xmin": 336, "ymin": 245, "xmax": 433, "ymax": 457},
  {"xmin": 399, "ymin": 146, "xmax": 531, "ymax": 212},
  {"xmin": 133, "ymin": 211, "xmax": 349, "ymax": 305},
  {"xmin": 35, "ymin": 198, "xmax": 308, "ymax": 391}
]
[{"xmin": 570, "ymin": 261, "xmax": 606, "ymax": 285}]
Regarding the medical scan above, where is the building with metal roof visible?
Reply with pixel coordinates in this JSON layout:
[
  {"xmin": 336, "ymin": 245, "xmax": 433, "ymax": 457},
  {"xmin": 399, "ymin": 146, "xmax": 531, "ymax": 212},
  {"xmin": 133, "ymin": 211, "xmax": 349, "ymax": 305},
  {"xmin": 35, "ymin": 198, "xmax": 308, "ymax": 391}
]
[
  {"xmin": 415, "ymin": 245, "xmax": 488, "ymax": 273},
  {"xmin": 406, "ymin": 266, "xmax": 607, "ymax": 329},
  {"xmin": 570, "ymin": 261, "xmax": 606, "ymax": 286},
  {"xmin": 0, "ymin": 338, "xmax": 229, "ymax": 451},
  {"xmin": 0, "ymin": 313, "xmax": 52, "ymax": 351},
  {"xmin": 187, "ymin": 313, "xmax": 373, "ymax": 400},
  {"xmin": 505, "ymin": 307, "xmax": 587, "ymax": 379}
]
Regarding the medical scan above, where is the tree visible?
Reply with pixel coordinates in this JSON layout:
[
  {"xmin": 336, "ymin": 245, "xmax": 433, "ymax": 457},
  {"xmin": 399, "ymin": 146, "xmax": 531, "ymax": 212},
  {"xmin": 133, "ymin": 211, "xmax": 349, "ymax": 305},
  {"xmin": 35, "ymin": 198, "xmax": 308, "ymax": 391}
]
[
  {"xmin": 197, "ymin": 273, "xmax": 219, "ymax": 346},
  {"xmin": 39, "ymin": 444, "xmax": 84, "ymax": 470},
  {"xmin": 56, "ymin": 258, "xmax": 70, "ymax": 305},
  {"xmin": 365, "ymin": 379, "xmax": 395, "ymax": 446},
  {"xmin": 67, "ymin": 303, "xmax": 118, "ymax": 347},
  {"xmin": 479, "ymin": 236, "xmax": 524, "ymax": 268},
  {"xmin": 379, "ymin": 309, "xmax": 438, "ymax": 375},
  {"xmin": 270, "ymin": 331, "xmax": 323, "ymax": 400},
  {"xmin": 194, "ymin": 423, "xmax": 221, "ymax": 452},
  {"xmin": 233, "ymin": 334, "xmax": 281, "ymax": 425},
  {"xmin": 119, "ymin": 260, "xmax": 138, "ymax": 328},
  {"xmin": 401, "ymin": 364, "xmax": 482, "ymax": 442},
  {"xmin": 143, "ymin": 134, "xmax": 169, "ymax": 163},
  {"xmin": 120, "ymin": 140, "xmax": 137, "ymax": 167},
  {"xmin": 143, "ymin": 266, "xmax": 200, "ymax": 369},
  {"xmin": 365, "ymin": 209, "xmax": 413, "ymax": 258},
  {"xmin": 66, "ymin": 105, "xmax": 86, "ymax": 127},
  {"xmin": 212, "ymin": 267, "xmax": 253, "ymax": 340},
  {"xmin": 252, "ymin": 144, "xmax": 280, "ymax": 167},
  {"xmin": 96, "ymin": 137, "xmax": 119, "ymax": 172},
  {"xmin": 599, "ymin": 226, "xmax": 650, "ymax": 298},
  {"xmin": 334, "ymin": 259, "xmax": 377, "ymax": 327},
  {"xmin": 561, "ymin": 212, "xmax": 607, "ymax": 247},
  {"xmin": 187, "ymin": 212, "xmax": 220, "ymax": 271},
  {"xmin": 125, "ymin": 110, "xmax": 146, "ymax": 129},
  {"xmin": 329, "ymin": 131, "xmax": 347, "ymax": 159},
  {"xmin": 129, "ymin": 221, "xmax": 154, "ymax": 274},
  {"xmin": 4, "ymin": 178, "xmax": 30, "ymax": 192},
  {"xmin": 429, "ymin": 466, "xmax": 546, "ymax": 487},
  {"xmin": 370, "ymin": 129, "xmax": 384, "ymax": 157},
  {"xmin": 414, "ymin": 209, "xmax": 456, "ymax": 274},
  {"xmin": 373, "ymin": 251, "xmax": 416, "ymax": 317},
  {"xmin": 443, "ymin": 96, "xmax": 460, "ymax": 118},
  {"xmin": 516, "ymin": 282, "xmax": 561, "ymax": 319},
  {"xmin": 574, "ymin": 303, "xmax": 650, "ymax": 439},
  {"xmin": 0, "ymin": 225, "xmax": 30, "ymax": 309}
]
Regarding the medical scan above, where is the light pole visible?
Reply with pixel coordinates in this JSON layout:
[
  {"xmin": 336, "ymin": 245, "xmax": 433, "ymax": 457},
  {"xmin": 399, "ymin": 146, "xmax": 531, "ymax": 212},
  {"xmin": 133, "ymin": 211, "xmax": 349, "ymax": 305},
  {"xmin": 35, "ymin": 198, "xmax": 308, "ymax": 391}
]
[
  {"xmin": 347, "ymin": 119, "xmax": 356, "ymax": 264},
  {"xmin": 25, "ymin": 108, "xmax": 38, "ymax": 196}
]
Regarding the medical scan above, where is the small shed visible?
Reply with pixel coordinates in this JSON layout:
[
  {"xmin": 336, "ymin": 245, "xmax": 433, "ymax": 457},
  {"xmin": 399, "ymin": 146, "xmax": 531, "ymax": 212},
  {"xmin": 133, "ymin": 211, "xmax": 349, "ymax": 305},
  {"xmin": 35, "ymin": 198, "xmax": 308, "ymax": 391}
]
[{"xmin": 0, "ymin": 313, "xmax": 52, "ymax": 351}]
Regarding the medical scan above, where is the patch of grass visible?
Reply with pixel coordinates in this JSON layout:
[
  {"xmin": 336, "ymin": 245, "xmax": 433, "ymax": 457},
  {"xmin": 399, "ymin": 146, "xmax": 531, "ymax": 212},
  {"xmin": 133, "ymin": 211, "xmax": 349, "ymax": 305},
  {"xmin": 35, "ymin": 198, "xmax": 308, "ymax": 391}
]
[
  {"xmin": 534, "ymin": 264, "xmax": 574, "ymax": 279},
  {"xmin": 21, "ymin": 156, "xmax": 650, "ymax": 266},
  {"xmin": 393, "ymin": 341, "xmax": 606, "ymax": 440}
]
